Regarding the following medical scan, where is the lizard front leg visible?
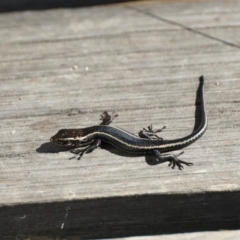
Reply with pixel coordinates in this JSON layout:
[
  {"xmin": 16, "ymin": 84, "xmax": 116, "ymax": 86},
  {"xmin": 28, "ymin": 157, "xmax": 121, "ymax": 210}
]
[{"xmin": 70, "ymin": 111, "xmax": 118, "ymax": 160}]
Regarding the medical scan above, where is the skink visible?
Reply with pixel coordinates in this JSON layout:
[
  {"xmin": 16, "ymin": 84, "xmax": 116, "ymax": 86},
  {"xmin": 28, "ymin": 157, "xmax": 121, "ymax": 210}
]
[{"xmin": 50, "ymin": 76, "xmax": 207, "ymax": 170}]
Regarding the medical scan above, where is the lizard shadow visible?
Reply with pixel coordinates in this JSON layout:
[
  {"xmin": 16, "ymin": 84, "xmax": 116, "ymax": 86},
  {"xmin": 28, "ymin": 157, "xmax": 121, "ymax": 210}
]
[{"xmin": 36, "ymin": 142, "xmax": 71, "ymax": 154}]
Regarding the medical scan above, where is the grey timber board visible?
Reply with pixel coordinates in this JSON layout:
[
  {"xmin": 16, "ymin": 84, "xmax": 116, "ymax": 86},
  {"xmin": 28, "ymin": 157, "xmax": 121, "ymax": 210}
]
[{"xmin": 0, "ymin": 0, "xmax": 240, "ymax": 238}]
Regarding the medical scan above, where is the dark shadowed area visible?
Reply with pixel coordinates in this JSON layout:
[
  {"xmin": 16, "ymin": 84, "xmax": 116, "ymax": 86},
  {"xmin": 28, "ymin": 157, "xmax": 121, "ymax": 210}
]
[
  {"xmin": 1, "ymin": 192, "xmax": 240, "ymax": 239},
  {"xmin": 0, "ymin": 0, "xmax": 134, "ymax": 12}
]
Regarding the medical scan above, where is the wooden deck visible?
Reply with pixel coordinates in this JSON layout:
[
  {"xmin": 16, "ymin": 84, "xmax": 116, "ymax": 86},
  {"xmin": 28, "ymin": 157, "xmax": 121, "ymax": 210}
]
[{"xmin": 1, "ymin": 0, "xmax": 240, "ymax": 238}]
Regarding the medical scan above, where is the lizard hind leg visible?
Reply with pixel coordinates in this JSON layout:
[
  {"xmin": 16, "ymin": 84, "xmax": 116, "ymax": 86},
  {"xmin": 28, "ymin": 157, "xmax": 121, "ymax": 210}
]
[
  {"xmin": 152, "ymin": 150, "xmax": 193, "ymax": 170},
  {"xmin": 140, "ymin": 129, "xmax": 193, "ymax": 170},
  {"xmin": 139, "ymin": 124, "xmax": 166, "ymax": 140}
]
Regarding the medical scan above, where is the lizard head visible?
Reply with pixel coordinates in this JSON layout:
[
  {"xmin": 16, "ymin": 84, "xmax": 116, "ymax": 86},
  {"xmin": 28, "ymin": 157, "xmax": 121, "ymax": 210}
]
[{"xmin": 50, "ymin": 129, "xmax": 92, "ymax": 147}]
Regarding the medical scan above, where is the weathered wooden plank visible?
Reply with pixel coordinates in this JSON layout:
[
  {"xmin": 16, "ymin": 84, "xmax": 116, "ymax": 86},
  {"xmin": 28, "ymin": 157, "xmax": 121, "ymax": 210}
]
[{"xmin": 0, "ymin": 0, "xmax": 240, "ymax": 238}]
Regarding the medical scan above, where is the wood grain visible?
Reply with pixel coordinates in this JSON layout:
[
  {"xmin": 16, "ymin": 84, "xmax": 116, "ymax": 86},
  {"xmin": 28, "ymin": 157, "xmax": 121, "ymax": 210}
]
[{"xmin": 1, "ymin": 0, "xmax": 240, "ymax": 238}]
